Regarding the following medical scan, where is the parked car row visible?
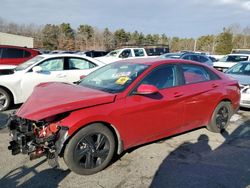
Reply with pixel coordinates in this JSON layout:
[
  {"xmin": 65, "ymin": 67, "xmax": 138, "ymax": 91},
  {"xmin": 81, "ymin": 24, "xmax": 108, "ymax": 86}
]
[{"xmin": 0, "ymin": 45, "xmax": 246, "ymax": 176}]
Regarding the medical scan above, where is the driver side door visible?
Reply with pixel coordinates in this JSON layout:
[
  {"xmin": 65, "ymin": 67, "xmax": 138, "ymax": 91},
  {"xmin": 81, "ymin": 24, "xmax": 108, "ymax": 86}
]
[
  {"xmin": 19, "ymin": 57, "xmax": 67, "ymax": 102},
  {"xmin": 122, "ymin": 64, "xmax": 185, "ymax": 147}
]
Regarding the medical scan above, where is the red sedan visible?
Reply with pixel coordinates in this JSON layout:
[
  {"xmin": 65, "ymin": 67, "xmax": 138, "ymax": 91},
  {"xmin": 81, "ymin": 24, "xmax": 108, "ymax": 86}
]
[{"xmin": 8, "ymin": 58, "xmax": 240, "ymax": 175}]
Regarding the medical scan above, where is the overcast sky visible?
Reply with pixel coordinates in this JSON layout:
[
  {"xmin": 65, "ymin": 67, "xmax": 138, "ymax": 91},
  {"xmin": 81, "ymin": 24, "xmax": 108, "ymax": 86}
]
[{"xmin": 1, "ymin": 0, "xmax": 250, "ymax": 38}]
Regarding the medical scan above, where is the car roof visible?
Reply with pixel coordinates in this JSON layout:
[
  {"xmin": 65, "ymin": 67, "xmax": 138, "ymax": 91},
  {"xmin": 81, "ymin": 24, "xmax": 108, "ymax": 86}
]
[
  {"xmin": 117, "ymin": 57, "xmax": 204, "ymax": 66},
  {"xmin": 39, "ymin": 53, "xmax": 95, "ymax": 59},
  {"xmin": 0, "ymin": 45, "xmax": 38, "ymax": 51},
  {"xmin": 38, "ymin": 54, "xmax": 106, "ymax": 65}
]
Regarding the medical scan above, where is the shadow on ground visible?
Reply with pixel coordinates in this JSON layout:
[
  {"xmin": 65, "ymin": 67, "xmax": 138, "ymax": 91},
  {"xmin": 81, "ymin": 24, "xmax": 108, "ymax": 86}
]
[
  {"xmin": 0, "ymin": 159, "xmax": 70, "ymax": 188},
  {"xmin": 150, "ymin": 119, "xmax": 250, "ymax": 188}
]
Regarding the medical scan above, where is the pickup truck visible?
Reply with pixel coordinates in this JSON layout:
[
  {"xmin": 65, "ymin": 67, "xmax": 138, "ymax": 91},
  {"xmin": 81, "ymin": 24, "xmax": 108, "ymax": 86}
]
[{"xmin": 95, "ymin": 48, "xmax": 155, "ymax": 64}]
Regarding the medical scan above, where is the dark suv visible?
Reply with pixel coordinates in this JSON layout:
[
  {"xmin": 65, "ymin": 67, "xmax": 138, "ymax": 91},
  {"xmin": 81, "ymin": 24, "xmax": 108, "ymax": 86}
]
[
  {"xmin": 160, "ymin": 52, "xmax": 213, "ymax": 67},
  {"xmin": 0, "ymin": 45, "xmax": 40, "ymax": 65}
]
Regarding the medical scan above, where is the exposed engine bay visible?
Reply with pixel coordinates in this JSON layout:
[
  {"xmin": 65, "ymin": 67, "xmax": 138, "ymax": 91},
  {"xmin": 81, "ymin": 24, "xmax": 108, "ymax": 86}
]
[{"xmin": 8, "ymin": 115, "xmax": 68, "ymax": 167}]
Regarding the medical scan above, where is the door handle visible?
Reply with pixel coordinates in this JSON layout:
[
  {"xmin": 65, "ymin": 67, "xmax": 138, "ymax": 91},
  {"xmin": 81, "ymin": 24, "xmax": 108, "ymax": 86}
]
[
  {"xmin": 174, "ymin": 92, "xmax": 183, "ymax": 97},
  {"xmin": 212, "ymin": 83, "xmax": 218, "ymax": 88}
]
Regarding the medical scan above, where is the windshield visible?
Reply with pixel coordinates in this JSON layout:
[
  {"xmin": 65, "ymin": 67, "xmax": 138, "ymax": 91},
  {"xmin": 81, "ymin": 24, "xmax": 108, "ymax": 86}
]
[
  {"xmin": 106, "ymin": 50, "xmax": 121, "ymax": 57},
  {"xmin": 80, "ymin": 62, "xmax": 149, "ymax": 93},
  {"xmin": 226, "ymin": 62, "xmax": 250, "ymax": 75},
  {"xmin": 15, "ymin": 56, "xmax": 44, "ymax": 71},
  {"xmin": 219, "ymin": 55, "xmax": 248, "ymax": 62}
]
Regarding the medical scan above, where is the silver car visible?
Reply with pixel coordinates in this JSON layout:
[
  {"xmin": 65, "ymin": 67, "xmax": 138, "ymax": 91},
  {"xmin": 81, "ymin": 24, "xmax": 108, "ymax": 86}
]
[{"xmin": 226, "ymin": 61, "xmax": 250, "ymax": 108}]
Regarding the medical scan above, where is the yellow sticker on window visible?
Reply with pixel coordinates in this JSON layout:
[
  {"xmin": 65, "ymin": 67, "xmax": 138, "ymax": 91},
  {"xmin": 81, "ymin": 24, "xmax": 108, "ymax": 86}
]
[{"xmin": 115, "ymin": 76, "xmax": 130, "ymax": 85}]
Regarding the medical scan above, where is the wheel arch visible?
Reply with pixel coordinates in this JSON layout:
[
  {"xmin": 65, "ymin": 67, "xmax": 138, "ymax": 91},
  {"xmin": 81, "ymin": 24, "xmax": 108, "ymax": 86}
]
[
  {"xmin": 0, "ymin": 85, "xmax": 14, "ymax": 104},
  {"xmin": 59, "ymin": 121, "xmax": 124, "ymax": 157},
  {"xmin": 206, "ymin": 98, "xmax": 233, "ymax": 124}
]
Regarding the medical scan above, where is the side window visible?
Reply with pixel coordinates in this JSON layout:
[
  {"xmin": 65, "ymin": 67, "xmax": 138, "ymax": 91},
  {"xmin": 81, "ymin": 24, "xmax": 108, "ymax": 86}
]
[
  {"xmin": 141, "ymin": 65, "xmax": 176, "ymax": 89},
  {"xmin": 119, "ymin": 49, "xmax": 132, "ymax": 58},
  {"xmin": 182, "ymin": 55, "xmax": 192, "ymax": 60},
  {"xmin": 134, "ymin": 49, "xmax": 145, "ymax": 57},
  {"xmin": 2, "ymin": 48, "xmax": 24, "ymax": 58},
  {"xmin": 68, "ymin": 58, "xmax": 96, "ymax": 70},
  {"xmin": 24, "ymin": 50, "xmax": 31, "ymax": 58},
  {"xmin": 199, "ymin": 55, "xmax": 209, "ymax": 63},
  {"xmin": 182, "ymin": 64, "xmax": 210, "ymax": 84},
  {"xmin": 190, "ymin": 55, "xmax": 199, "ymax": 62},
  {"xmin": 39, "ymin": 58, "xmax": 64, "ymax": 71}
]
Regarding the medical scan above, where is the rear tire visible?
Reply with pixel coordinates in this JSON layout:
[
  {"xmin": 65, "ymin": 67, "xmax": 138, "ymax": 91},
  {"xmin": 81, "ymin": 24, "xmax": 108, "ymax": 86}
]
[
  {"xmin": 207, "ymin": 102, "xmax": 232, "ymax": 133},
  {"xmin": 0, "ymin": 88, "xmax": 11, "ymax": 111},
  {"xmin": 64, "ymin": 123, "xmax": 115, "ymax": 175}
]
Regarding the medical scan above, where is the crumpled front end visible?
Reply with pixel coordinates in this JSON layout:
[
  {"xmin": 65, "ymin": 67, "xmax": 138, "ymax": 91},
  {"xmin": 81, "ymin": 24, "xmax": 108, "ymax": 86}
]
[{"xmin": 8, "ymin": 115, "xmax": 68, "ymax": 167}]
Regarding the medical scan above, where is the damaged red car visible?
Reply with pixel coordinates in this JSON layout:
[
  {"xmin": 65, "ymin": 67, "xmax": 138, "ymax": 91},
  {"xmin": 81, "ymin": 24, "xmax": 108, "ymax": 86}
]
[{"xmin": 8, "ymin": 58, "xmax": 240, "ymax": 175}]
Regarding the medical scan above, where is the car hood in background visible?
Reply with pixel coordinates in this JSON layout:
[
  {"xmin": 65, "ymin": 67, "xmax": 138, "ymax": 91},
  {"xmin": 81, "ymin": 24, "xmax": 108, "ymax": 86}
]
[
  {"xmin": 0, "ymin": 65, "xmax": 16, "ymax": 75},
  {"xmin": 95, "ymin": 56, "xmax": 119, "ymax": 64},
  {"xmin": 227, "ymin": 74, "xmax": 250, "ymax": 85},
  {"xmin": 16, "ymin": 82, "xmax": 116, "ymax": 121},
  {"xmin": 0, "ymin": 65, "xmax": 16, "ymax": 70}
]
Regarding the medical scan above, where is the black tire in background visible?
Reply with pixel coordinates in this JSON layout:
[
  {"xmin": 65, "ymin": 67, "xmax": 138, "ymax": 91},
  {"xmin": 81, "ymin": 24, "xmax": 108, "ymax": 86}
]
[
  {"xmin": 64, "ymin": 123, "xmax": 115, "ymax": 175},
  {"xmin": 0, "ymin": 88, "xmax": 11, "ymax": 111},
  {"xmin": 207, "ymin": 101, "xmax": 233, "ymax": 133}
]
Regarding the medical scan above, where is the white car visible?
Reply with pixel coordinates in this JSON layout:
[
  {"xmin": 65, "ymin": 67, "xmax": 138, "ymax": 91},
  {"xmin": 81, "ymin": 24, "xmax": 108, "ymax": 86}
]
[
  {"xmin": 213, "ymin": 54, "xmax": 250, "ymax": 71},
  {"xmin": 0, "ymin": 54, "xmax": 105, "ymax": 111},
  {"xmin": 225, "ymin": 61, "xmax": 250, "ymax": 108}
]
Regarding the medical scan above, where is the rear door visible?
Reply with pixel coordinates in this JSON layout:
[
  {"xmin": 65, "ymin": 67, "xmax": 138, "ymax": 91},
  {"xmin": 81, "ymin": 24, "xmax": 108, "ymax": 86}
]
[{"xmin": 179, "ymin": 64, "xmax": 222, "ymax": 129}]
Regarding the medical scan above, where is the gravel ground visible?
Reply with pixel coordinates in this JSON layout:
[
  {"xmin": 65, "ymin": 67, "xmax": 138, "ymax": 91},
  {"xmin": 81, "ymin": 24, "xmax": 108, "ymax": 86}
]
[{"xmin": 0, "ymin": 108, "xmax": 250, "ymax": 188}]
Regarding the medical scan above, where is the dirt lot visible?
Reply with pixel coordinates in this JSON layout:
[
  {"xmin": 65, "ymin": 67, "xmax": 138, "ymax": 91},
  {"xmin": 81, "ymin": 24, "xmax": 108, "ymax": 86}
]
[{"xmin": 0, "ymin": 108, "xmax": 250, "ymax": 188}]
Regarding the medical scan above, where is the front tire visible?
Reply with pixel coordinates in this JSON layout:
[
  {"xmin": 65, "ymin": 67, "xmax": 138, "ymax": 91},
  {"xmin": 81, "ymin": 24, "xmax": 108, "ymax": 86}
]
[
  {"xmin": 64, "ymin": 123, "xmax": 115, "ymax": 175},
  {"xmin": 0, "ymin": 88, "xmax": 11, "ymax": 111},
  {"xmin": 207, "ymin": 101, "xmax": 232, "ymax": 133}
]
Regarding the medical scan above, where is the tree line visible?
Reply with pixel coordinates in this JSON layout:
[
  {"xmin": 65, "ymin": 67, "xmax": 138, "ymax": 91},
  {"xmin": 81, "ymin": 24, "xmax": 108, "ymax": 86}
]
[{"xmin": 0, "ymin": 17, "xmax": 250, "ymax": 55}]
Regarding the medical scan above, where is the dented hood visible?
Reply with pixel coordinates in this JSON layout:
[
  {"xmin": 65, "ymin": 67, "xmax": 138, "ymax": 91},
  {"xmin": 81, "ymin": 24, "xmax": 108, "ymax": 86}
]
[{"xmin": 16, "ymin": 82, "xmax": 116, "ymax": 121}]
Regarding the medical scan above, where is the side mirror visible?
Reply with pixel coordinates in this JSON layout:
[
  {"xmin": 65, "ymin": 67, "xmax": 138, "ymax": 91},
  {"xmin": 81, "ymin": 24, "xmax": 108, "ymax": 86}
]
[
  {"xmin": 136, "ymin": 84, "xmax": 159, "ymax": 95},
  {"xmin": 32, "ymin": 66, "xmax": 42, "ymax": 72}
]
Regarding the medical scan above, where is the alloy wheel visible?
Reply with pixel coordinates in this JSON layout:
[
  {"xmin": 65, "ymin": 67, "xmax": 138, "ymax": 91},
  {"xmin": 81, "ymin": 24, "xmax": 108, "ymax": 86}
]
[
  {"xmin": 215, "ymin": 106, "xmax": 229, "ymax": 130},
  {"xmin": 0, "ymin": 92, "xmax": 8, "ymax": 111},
  {"xmin": 74, "ymin": 133, "xmax": 110, "ymax": 169}
]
